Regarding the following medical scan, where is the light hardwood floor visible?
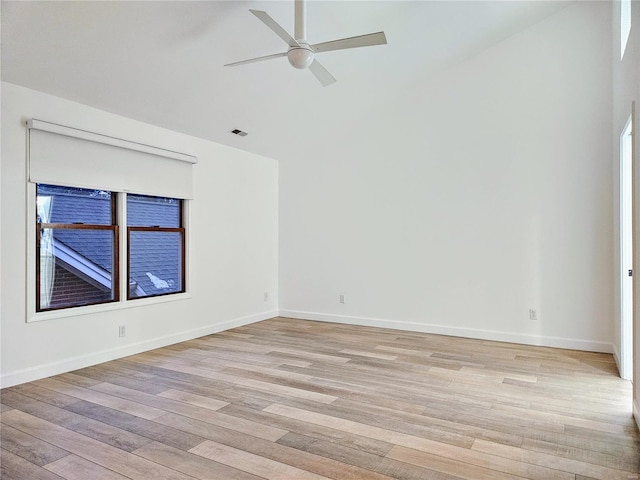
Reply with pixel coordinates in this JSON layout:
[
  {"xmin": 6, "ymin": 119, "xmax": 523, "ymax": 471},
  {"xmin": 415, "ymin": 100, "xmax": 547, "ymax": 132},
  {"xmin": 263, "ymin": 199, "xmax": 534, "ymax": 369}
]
[{"xmin": 1, "ymin": 317, "xmax": 638, "ymax": 480}]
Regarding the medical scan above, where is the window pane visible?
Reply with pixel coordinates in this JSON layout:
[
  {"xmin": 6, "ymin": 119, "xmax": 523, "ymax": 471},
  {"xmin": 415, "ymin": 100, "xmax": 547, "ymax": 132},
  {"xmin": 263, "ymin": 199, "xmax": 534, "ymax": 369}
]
[
  {"xmin": 129, "ymin": 231, "xmax": 183, "ymax": 298},
  {"xmin": 37, "ymin": 184, "xmax": 112, "ymax": 225},
  {"xmin": 39, "ymin": 228, "xmax": 115, "ymax": 309},
  {"xmin": 127, "ymin": 194, "xmax": 180, "ymax": 227},
  {"xmin": 621, "ymin": 0, "xmax": 631, "ymax": 59}
]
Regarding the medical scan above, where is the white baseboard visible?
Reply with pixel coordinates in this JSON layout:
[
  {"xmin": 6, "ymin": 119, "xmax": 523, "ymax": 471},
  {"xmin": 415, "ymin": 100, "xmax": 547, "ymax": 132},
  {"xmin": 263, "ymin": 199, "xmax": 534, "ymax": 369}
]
[
  {"xmin": 2, "ymin": 309, "xmax": 616, "ymax": 388},
  {"xmin": 0, "ymin": 310, "xmax": 278, "ymax": 388},
  {"xmin": 279, "ymin": 310, "xmax": 614, "ymax": 354},
  {"xmin": 634, "ymin": 399, "xmax": 640, "ymax": 433},
  {"xmin": 613, "ymin": 343, "xmax": 622, "ymax": 376}
]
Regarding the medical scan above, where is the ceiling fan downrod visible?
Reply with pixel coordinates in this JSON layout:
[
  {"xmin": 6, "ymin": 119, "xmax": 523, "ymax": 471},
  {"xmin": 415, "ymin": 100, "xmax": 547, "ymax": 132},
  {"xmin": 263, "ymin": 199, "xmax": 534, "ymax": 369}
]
[{"xmin": 295, "ymin": 0, "xmax": 306, "ymax": 41}]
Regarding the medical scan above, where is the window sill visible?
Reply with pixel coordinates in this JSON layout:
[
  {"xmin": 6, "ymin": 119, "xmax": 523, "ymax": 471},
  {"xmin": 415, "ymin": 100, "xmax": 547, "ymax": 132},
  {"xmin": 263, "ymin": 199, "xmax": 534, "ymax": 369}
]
[{"xmin": 28, "ymin": 292, "xmax": 192, "ymax": 323}]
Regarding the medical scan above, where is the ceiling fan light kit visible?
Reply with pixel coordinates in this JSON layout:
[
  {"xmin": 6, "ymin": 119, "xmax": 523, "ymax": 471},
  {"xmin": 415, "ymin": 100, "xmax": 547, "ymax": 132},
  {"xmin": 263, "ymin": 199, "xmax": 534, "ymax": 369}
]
[
  {"xmin": 225, "ymin": 0, "xmax": 387, "ymax": 86},
  {"xmin": 288, "ymin": 43, "xmax": 314, "ymax": 69}
]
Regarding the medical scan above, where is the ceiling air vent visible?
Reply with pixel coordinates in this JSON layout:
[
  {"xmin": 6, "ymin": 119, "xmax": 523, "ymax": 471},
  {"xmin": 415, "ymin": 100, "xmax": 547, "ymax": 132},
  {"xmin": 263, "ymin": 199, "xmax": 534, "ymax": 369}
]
[{"xmin": 231, "ymin": 128, "xmax": 248, "ymax": 137}]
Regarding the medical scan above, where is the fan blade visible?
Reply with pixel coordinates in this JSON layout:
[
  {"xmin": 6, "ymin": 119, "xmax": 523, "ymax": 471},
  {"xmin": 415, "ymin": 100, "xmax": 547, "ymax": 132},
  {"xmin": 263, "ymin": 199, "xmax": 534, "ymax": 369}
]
[
  {"xmin": 225, "ymin": 52, "xmax": 287, "ymax": 67},
  {"xmin": 250, "ymin": 10, "xmax": 299, "ymax": 47},
  {"xmin": 308, "ymin": 59, "xmax": 336, "ymax": 87},
  {"xmin": 312, "ymin": 31, "xmax": 387, "ymax": 53}
]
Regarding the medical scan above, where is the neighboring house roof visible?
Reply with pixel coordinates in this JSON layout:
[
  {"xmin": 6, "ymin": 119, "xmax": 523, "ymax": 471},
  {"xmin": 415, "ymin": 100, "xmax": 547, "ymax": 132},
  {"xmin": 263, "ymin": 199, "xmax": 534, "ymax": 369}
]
[
  {"xmin": 39, "ymin": 185, "xmax": 181, "ymax": 297},
  {"xmin": 53, "ymin": 240, "xmax": 112, "ymax": 291}
]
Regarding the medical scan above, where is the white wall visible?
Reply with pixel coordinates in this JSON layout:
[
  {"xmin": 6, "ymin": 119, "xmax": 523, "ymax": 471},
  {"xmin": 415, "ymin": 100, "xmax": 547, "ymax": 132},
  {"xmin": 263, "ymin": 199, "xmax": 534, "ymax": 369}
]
[
  {"xmin": 0, "ymin": 82, "xmax": 279, "ymax": 387},
  {"xmin": 279, "ymin": 2, "xmax": 614, "ymax": 352},
  {"xmin": 612, "ymin": 0, "xmax": 640, "ymax": 429}
]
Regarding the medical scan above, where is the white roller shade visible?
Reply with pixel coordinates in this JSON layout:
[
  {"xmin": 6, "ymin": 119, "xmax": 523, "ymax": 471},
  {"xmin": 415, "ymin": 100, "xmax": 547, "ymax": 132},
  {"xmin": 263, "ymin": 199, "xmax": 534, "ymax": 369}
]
[{"xmin": 28, "ymin": 119, "xmax": 197, "ymax": 199}]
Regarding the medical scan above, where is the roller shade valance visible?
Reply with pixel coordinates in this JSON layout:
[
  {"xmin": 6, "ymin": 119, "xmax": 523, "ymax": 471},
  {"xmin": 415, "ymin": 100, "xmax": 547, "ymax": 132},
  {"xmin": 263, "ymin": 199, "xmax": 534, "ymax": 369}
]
[{"xmin": 28, "ymin": 119, "xmax": 197, "ymax": 199}]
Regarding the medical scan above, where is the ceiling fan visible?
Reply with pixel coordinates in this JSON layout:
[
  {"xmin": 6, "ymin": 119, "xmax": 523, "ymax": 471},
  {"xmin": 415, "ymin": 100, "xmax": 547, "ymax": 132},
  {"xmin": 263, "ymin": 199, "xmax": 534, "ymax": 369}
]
[{"xmin": 225, "ymin": 0, "xmax": 387, "ymax": 86}]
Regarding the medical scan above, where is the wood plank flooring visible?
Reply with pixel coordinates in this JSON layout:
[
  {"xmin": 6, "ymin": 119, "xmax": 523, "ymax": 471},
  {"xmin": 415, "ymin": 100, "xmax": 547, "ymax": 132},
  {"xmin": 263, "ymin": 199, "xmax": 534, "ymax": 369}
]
[{"xmin": 1, "ymin": 317, "xmax": 638, "ymax": 480}]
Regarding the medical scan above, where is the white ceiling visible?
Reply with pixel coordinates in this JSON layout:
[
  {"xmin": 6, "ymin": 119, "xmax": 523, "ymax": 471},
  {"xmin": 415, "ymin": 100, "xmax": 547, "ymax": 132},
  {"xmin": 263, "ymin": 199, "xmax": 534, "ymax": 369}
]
[{"xmin": 1, "ymin": 1, "xmax": 573, "ymax": 162}]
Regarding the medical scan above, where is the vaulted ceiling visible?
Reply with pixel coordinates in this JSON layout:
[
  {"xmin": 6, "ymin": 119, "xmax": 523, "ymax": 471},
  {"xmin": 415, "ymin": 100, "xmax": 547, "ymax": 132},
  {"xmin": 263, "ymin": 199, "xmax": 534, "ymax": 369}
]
[{"xmin": 1, "ymin": 1, "xmax": 573, "ymax": 162}]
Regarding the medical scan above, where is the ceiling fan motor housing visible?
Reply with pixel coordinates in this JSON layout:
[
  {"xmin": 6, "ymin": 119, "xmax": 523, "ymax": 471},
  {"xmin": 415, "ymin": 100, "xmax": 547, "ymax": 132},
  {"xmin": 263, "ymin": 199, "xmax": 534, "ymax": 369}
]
[{"xmin": 288, "ymin": 42, "xmax": 314, "ymax": 69}]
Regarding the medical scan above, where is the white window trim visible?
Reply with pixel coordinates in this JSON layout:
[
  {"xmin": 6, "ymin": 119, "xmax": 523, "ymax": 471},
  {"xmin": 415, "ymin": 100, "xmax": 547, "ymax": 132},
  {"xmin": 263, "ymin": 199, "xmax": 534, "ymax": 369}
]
[{"xmin": 26, "ymin": 185, "xmax": 192, "ymax": 323}]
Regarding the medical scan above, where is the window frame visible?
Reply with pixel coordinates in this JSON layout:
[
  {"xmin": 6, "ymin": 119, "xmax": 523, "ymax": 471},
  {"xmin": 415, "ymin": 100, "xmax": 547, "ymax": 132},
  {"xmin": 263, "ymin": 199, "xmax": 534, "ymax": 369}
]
[
  {"xmin": 27, "ymin": 184, "xmax": 191, "ymax": 323},
  {"xmin": 126, "ymin": 197, "xmax": 186, "ymax": 301},
  {"xmin": 35, "ymin": 188, "xmax": 120, "ymax": 312}
]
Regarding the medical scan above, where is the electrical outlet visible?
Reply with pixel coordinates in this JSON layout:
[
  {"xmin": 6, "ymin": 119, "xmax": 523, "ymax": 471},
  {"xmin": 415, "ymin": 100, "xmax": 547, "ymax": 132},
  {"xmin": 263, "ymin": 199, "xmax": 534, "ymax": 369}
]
[
  {"xmin": 339, "ymin": 294, "xmax": 346, "ymax": 304},
  {"xmin": 529, "ymin": 309, "xmax": 537, "ymax": 321},
  {"xmin": 118, "ymin": 325, "xmax": 126, "ymax": 337},
  {"xmin": 263, "ymin": 292, "xmax": 269, "ymax": 302}
]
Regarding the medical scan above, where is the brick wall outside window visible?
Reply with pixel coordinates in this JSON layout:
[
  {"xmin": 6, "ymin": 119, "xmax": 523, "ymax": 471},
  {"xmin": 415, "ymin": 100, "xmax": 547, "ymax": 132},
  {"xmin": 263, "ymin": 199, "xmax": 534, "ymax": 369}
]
[{"xmin": 48, "ymin": 263, "xmax": 111, "ymax": 308}]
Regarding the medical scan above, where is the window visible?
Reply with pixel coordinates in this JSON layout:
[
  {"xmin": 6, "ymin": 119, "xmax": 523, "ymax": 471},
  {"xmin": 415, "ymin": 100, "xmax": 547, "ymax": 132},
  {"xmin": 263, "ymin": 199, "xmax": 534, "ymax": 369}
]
[
  {"xmin": 36, "ymin": 185, "xmax": 186, "ymax": 312},
  {"xmin": 621, "ymin": 0, "xmax": 631, "ymax": 60},
  {"xmin": 36, "ymin": 184, "xmax": 118, "ymax": 311},
  {"xmin": 127, "ymin": 194, "xmax": 185, "ymax": 299},
  {"xmin": 27, "ymin": 119, "xmax": 196, "ymax": 320}
]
